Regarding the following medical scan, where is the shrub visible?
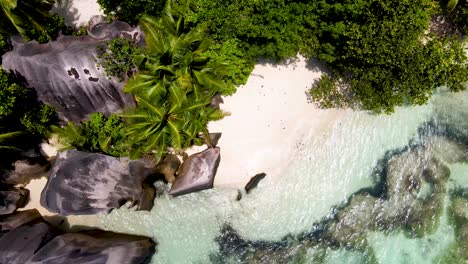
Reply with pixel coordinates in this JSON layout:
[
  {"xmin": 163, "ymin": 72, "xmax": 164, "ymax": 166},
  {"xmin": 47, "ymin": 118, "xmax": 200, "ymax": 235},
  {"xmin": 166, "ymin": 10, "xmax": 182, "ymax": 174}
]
[
  {"xmin": 0, "ymin": 69, "xmax": 57, "ymax": 136},
  {"xmin": 97, "ymin": 0, "xmax": 166, "ymax": 24},
  {"xmin": 26, "ymin": 14, "xmax": 69, "ymax": 43},
  {"xmin": 53, "ymin": 112, "xmax": 128, "ymax": 157},
  {"xmin": 97, "ymin": 37, "xmax": 143, "ymax": 81}
]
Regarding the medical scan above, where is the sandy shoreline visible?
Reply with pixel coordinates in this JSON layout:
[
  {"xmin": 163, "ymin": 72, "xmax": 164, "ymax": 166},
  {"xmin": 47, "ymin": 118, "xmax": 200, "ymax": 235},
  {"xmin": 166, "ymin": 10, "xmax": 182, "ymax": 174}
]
[
  {"xmin": 23, "ymin": 0, "xmax": 343, "ymax": 222},
  {"xmin": 23, "ymin": 55, "xmax": 340, "ymax": 220},
  {"xmin": 201, "ymin": 56, "xmax": 342, "ymax": 188}
]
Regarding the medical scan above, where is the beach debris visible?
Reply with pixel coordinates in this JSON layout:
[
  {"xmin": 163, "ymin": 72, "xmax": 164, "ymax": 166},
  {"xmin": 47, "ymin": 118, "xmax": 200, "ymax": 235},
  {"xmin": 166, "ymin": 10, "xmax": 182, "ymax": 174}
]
[
  {"xmin": 40, "ymin": 150, "xmax": 156, "ymax": 215},
  {"xmin": 0, "ymin": 209, "xmax": 156, "ymax": 264},
  {"xmin": 244, "ymin": 173, "xmax": 266, "ymax": 194},
  {"xmin": 0, "ymin": 187, "xmax": 29, "ymax": 215},
  {"xmin": 169, "ymin": 147, "xmax": 220, "ymax": 196},
  {"xmin": 1, "ymin": 21, "xmax": 143, "ymax": 122}
]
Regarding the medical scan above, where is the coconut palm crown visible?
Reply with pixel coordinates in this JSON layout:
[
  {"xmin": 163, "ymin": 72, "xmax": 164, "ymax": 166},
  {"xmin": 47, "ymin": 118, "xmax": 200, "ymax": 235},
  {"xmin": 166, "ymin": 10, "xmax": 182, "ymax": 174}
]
[{"xmin": 123, "ymin": 0, "xmax": 226, "ymax": 160}]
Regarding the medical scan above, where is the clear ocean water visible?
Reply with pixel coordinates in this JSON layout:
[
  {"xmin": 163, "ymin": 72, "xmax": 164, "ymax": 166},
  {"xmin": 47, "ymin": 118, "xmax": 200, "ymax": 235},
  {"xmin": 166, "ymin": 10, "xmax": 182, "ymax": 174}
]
[{"xmin": 97, "ymin": 88, "xmax": 468, "ymax": 264}]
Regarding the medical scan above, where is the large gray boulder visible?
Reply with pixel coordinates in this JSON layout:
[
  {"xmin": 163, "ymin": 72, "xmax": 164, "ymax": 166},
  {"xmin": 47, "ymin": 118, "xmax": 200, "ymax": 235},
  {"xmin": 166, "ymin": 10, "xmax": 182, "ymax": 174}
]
[
  {"xmin": 1, "ymin": 21, "xmax": 142, "ymax": 122},
  {"xmin": 25, "ymin": 230, "xmax": 156, "ymax": 264},
  {"xmin": 0, "ymin": 187, "xmax": 29, "ymax": 215},
  {"xmin": 0, "ymin": 213, "xmax": 58, "ymax": 264},
  {"xmin": 0, "ymin": 209, "xmax": 156, "ymax": 264},
  {"xmin": 40, "ymin": 150, "xmax": 156, "ymax": 215},
  {"xmin": 169, "ymin": 147, "xmax": 220, "ymax": 196}
]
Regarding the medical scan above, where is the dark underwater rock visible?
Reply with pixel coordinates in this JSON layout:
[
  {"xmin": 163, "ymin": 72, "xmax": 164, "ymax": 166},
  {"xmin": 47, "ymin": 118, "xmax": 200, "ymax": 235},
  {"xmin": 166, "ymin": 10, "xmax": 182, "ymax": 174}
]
[
  {"xmin": 169, "ymin": 147, "xmax": 220, "ymax": 196},
  {"xmin": 0, "ymin": 214, "xmax": 58, "ymax": 264},
  {"xmin": 0, "ymin": 187, "xmax": 29, "ymax": 215},
  {"xmin": 25, "ymin": 230, "xmax": 156, "ymax": 264},
  {"xmin": 1, "ymin": 21, "xmax": 142, "ymax": 122},
  {"xmin": 245, "ymin": 173, "xmax": 266, "ymax": 194},
  {"xmin": 40, "ymin": 150, "xmax": 156, "ymax": 215}
]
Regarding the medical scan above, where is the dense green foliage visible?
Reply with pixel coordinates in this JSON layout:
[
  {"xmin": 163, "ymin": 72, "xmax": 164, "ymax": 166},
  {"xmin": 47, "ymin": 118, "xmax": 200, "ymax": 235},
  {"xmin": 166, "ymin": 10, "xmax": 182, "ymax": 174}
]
[
  {"xmin": 122, "ymin": 2, "xmax": 226, "ymax": 160},
  {"xmin": 52, "ymin": 113, "xmax": 128, "ymax": 157},
  {"xmin": 0, "ymin": 0, "xmax": 56, "ymax": 41},
  {"xmin": 0, "ymin": 68, "xmax": 56, "ymax": 136},
  {"xmin": 183, "ymin": 0, "xmax": 468, "ymax": 113},
  {"xmin": 97, "ymin": 37, "xmax": 143, "ymax": 81},
  {"xmin": 309, "ymin": 0, "xmax": 468, "ymax": 113},
  {"xmin": 26, "ymin": 14, "xmax": 68, "ymax": 43},
  {"xmin": 97, "ymin": 0, "xmax": 166, "ymax": 24}
]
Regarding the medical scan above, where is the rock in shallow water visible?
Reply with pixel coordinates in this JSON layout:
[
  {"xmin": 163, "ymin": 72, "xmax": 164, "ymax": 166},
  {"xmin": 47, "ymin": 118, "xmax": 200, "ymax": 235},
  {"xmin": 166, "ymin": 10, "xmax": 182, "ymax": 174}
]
[
  {"xmin": 1, "ymin": 21, "xmax": 141, "ymax": 122},
  {"xmin": 41, "ymin": 150, "xmax": 156, "ymax": 215},
  {"xmin": 169, "ymin": 147, "xmax": 220, "ymax": 196}
]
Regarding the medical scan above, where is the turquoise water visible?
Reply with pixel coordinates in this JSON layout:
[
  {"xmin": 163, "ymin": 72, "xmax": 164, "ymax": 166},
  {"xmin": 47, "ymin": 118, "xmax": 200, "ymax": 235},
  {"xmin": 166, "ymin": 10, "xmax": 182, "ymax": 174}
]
[{"xmin": 97, "ymin": 88, "xmax": 468, "ymax": 264}]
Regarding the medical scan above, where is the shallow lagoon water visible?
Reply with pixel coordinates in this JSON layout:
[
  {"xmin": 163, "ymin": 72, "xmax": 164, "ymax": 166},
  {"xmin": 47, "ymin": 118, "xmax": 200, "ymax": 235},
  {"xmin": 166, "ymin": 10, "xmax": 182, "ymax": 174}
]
[{"xmin": 97, "ymin": 89, "xmax": 467, "ymax": 263}]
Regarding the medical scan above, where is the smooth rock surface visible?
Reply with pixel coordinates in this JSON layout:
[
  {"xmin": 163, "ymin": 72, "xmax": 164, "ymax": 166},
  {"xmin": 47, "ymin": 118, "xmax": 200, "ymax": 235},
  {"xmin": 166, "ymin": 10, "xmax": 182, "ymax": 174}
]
[
  {"xmin": 0, "ymin": 215, "xmax": 58, "ymax": 264},
  {"xmin": 1, "ymin": 157, "xmax": 50, "ymax": 186},
  {"xmin": 170, "ymin": 147, "xmax": 220, "ymax": 196},
  {"xmin": 0, "ymin": 209, "xmax": 42, "ymax": 233},
  {"xmin": 1, "ymin": 21, "xmax": 142, "ymax": 122},
  {"xmin": 0, "ymin": 187, "xmax": 29, "ymax": 215},
  {"xmin": 25, "ymin": 230, "xmax": 156, "ymax": 264},
  {"xmin": 41, "ymin": 150, "xmax": 156, "ymax": 215}
]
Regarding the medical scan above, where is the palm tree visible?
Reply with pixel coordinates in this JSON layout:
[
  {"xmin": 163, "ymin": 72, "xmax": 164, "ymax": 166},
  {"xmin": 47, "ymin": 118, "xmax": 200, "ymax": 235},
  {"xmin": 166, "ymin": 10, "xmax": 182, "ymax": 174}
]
[
  {"xmin": 0, "ymin": 130, "xmax": 23, "ymax": 151},
  {"xmin": 123, "ymin": 0, "xmax": 227, "ymax": 160},
  {"xmin": 0, "ymin": 0, "xmax": 54, "ymax": 39},
  {"xmin": 447, "ymin": 0, "xmax": 459, "ymax": 11}
]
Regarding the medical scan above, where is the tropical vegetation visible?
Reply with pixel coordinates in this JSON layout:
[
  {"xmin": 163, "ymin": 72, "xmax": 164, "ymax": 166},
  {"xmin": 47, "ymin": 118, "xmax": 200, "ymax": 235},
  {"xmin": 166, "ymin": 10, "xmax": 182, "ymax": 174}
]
[
  {"xmin": 97, "ymin": 0, "xmax": 166, "ymax": 24},
  {"xmin": 97, "ymin": 37, "xmax": 143, "ymax": 81},
  {"xmin": 174, "ymin": 0, "xmax": 468, "ymax": 113},
  {"xmin": 52, "ymin": 113, "xmax": 128, "ymax": 157},
  {"xmin": 121, "ymin": 2, "xmax": 226, "ymax": 160},
  {"xmin": 0, "ymin": 0, "xmax": 67, "ymax": 42}
]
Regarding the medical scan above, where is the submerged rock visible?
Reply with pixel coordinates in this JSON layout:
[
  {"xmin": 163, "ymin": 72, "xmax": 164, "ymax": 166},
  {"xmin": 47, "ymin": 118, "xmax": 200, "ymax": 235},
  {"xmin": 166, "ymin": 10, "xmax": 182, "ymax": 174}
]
[
  {"xmin": 1, "ymin": 21, "xmax": 142, "ymax": 122},
  {"xmin": 26, "ymin": 230, "xmax": 156, "ymax": 264},
  {"xmin": 0, "ymin": 187, "xmax": 29, "ymax": 215},
  {"xmin": 169, "ymin": 147, "xmax": 220, "ymax": 196},
  {"xmin": 41, "ymin": 150, "xmax": 156, "ymax": 215},
  {"xmin": 245, "ymin": 173, "xmax": 267, "ymax": 194}
]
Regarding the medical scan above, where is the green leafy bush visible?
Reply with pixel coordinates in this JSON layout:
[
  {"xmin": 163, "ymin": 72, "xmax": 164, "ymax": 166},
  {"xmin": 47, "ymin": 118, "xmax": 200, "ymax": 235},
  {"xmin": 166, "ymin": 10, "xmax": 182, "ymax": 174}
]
[
  {"xmin": 97, "ymin": 37, "xmax": 143, "ymax": 81},
  {"xmin": 0, "ymin": 68, "xmax": 56, "ymax": 136},
  {"xmin": 184, "ymin": 0, "xmax": 468, "ymax": 113},
  {"xmin": 26, "ymin": 14, "xmax": 69, "ymax": 43},
  {"xmin": 52, "ymin": 112, "xmax": 128, "ymax": 157},
  {"xmin": 97, "ymin": 0, "xmax": 166, "ymax": 24}
]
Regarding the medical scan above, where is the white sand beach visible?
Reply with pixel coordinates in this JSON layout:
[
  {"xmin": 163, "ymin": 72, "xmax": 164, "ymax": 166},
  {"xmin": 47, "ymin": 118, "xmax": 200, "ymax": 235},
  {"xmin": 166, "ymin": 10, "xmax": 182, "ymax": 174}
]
[
  {"xmin": 52, "ymin": 0, "xmax": 104, "ymax": 27},
  {"xmin": 199, "ymin": 56, "xmax": 343, "ymax": 188}
]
